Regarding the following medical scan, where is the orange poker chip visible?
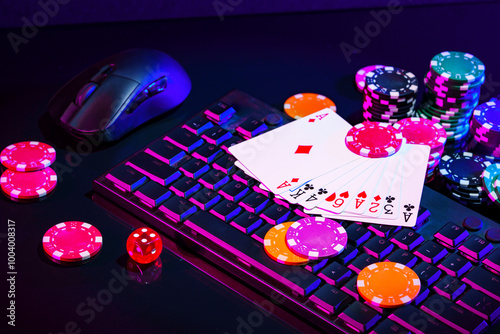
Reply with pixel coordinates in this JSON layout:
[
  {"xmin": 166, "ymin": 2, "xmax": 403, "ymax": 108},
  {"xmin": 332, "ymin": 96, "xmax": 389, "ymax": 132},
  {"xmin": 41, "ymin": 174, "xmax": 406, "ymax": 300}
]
[
  {"xmin": 283, "ymin": 93, "xmax": 336, "ymax": 119},
  {"xmin": 357, "ymin": 262, "xmax": 421, "ymax": 308},
  {"xmin": 263, "ymin": 222, "xmax": 309, "ymax": 265}
]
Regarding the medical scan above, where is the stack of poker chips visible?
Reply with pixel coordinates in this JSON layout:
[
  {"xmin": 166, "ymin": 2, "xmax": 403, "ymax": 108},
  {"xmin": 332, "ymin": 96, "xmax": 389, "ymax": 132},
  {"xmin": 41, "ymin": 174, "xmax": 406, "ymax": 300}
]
[
  {"xmin": 361, "ymin": 66, "xmax": 418, "ymax": 124},
  {"xmin": 0, "ymin": 141, "xmax": 57, "ymax": 201},
  {"xmin": 416, "ymin": 51, "xmax": 485, "ymax": 152},
  {"xmin": 393, "ymin": 117, "xmax": 447, "ymax": 183},
  {"xmin": 438, "ymin": 152, "xmax": 491, "ymax": 207},
  {"xmin": 466, "ymin": 100, "xmax": 500, "ymax": 159},
  {"xmin": 481, "ymin": 163, "xmax": 500, "ymax": 207}
]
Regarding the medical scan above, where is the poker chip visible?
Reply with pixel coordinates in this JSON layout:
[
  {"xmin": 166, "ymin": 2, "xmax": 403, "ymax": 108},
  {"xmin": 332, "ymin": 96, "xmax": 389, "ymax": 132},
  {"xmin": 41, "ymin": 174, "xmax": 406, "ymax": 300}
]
[
  {"xmin": 345, "ymin": 122, "xmax": 403, "ymax": 158},
  {"xmin": 285, "ymin": 217, "xmax": 347, "ymax": 260},
  {"xmin": 283, "ymin": 93, "xmax": 336, "ymax": 119},
  {"xmin": 482, "ymin": 163, "xmax": 500, "ymax": 205},
  {"xmin": 43, "ymin": 221, "xmax": 103, "ymax": 262},
  {"xmin": 430, "ymin": 51, "xmax": 485, "ymax": 84},
  {"xmin": 468, "ymin": 101, "xmax": 500, "ymax": 159},
  {"xmin": 1, "ymin": 167, "xmax": 57, "ymax": 199},
  {"xmin": 439, "ymin": 152, "xmax": 490, "ymax": 187},
  {"xmin": 263, "ymin": 222, "xmax": 309, "ymax": 265},
  {"xmin": 0, "ymin": 141, "xmax": 56, "ymax": 172},
  {"xmin": 393, "ymin": 117, "xmax": 447, "ymax": 152},
  {"xmin": 355, "ymin": 65, "xmax": 386, "ymax": 92},
  {"xmin": 357, "ymin": 262, "xmax": 421, "ymax": 308}
]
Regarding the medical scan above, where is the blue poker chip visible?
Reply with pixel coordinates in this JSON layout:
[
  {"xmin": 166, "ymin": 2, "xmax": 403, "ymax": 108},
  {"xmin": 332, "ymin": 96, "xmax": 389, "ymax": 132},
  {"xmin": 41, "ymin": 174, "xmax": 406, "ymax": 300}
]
[
  {"xmin": 481, "ymin": 163, "xmax": 500, "ymax": 204},
  {"xmin": 473, "ymin": 101, "xmax": 500, "ymax": 133},
  {"xmin": 439, "ymin": 152, "xmax": 491, "ymax": 187}
]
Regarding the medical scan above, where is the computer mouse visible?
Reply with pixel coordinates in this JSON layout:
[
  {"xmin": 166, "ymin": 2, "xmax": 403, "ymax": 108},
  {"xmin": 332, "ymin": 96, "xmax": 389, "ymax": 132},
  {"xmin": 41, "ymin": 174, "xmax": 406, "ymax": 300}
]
[{"xmin": 48, "ymin": 48, "xmax": 191, "ymax": 142}]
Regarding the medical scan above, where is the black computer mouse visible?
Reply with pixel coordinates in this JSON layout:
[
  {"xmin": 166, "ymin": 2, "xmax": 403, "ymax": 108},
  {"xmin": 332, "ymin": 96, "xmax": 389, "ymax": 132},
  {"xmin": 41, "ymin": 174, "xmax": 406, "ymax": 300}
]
[{"xmin": 48, "ymin": 49, "xmax": 191, "ymax": 142}]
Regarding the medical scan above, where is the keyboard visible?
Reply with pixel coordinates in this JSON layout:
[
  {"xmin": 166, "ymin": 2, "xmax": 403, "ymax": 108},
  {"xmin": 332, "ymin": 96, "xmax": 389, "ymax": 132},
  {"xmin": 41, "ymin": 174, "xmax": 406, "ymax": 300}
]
[{"xmin": 93, "ymin": 89, "xmax": 500, "ymax": 334}]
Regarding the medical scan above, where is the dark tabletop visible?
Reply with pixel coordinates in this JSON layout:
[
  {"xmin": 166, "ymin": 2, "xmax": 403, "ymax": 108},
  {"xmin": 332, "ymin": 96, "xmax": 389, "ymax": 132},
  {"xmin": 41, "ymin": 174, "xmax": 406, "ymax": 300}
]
[{"xmin": 2, "ymin": 2, "xmax": 500, "ymax": 333}]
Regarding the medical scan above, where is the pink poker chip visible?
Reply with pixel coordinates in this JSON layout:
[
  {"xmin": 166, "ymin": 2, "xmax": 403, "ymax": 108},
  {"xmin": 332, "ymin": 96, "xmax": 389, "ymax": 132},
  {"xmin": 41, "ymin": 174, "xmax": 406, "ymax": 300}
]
[
  {"xmin": 393, "ymin": 117, "xmax": 447, "ymax": 153},
  {"xmin": 355, "ymin": 65, "xmax": 386, "ymax": 93},
  {"xmin": 345, "ymin": 122, "xmax": 404, "ymax": 158},
  {"xmin": 285, "ymin": 217, "xmax": 347, "ymax": 259},
  {"xmin": 0, "ymin": 141, "xmax": 56, "ymax": 171},
  {"xmin": 1, "ymin": 167, "xmax": 57, "ymax": 199},
  {"xmin": 42, "ymin": 221, "xmax": 103, "ymax": 262}
]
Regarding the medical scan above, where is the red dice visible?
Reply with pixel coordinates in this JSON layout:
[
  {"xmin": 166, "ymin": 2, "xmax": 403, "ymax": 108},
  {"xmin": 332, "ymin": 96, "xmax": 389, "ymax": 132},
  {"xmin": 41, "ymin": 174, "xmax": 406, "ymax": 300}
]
[{"xmin": 126, "ymin": 227, "xmax": 162, "ymax": 264}]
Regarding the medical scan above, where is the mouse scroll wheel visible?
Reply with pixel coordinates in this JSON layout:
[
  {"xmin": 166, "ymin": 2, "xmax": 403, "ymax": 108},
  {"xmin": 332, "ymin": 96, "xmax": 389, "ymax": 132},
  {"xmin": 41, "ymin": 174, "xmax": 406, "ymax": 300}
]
[{"xmin": 75, "ymin": 82, "xmax": 98, "ymax": 107}]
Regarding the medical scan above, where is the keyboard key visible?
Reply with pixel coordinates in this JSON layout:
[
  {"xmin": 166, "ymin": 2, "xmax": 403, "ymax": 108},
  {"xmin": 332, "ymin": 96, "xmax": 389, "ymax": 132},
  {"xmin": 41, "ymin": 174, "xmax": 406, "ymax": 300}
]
[
  {"xmin": 209, "ymin": 199, "xmax": 241, "ymax": 222},
  {"xmin": 201, "ymin": 125, "xmax": 232, "ymax": 145},
  {"xmin": 203, "ymin": 101, "xmax": 235, "ymax": 123},
  {"xmin": 235, "ymin": 117, "xmax": 268, "ymax": 138},
  {"xmin": 462, "ymin": 216, "xmax": 483, "ymax": 231},
  {"xmin": 340, "ymin": 276, "xmax": 360, "ymax": 301},
  {"xmin": 347, "ymin": 253, "xmax": 378, "ymax": 274},
  {"xmin": 415, "ymin": 206, "xmax": 431, "ymax": 228},
  {"xmin": 191, "ymin": 143, "xmax": 223, "ymax": 163},
  {"xmin": 362, "ymin": 236, "xmax": 394, "ymax": 259},
  {"xmin": 188, "ymin": 187, "xmax": 221, "ymax": 210},
  {"xmin": 219, "ymin": 180, "xmax": 249, "ymax": 202},
  {"xmin": 433, "ymin": 274, "xmax": 466, "ymax": 300},
  {"xmin": 252, "ymin": 184, "xmax": 273, "ymax": 198},
  {"xmin": 486, "ymin": 228, "xmax": 500, "ymax": 243},
  {"xmin": 212, "ymin": 154, "xmax": 237, "ymax": 174},
  {"xmin": 483, "ymin": 247, "xmax": 500, "ymax": 274},
  {"xmin": 182, "ymin": 115, "xmax": 214, "ymax": 135},
  {"xmin": 164, "ymin": 127, "xmax": 204, "ymax": 152},
  {"xmin": 412, "ymin": 287, "xmax": 429, "ymax": 306},
  {"xmin": 433, "ymin": 222, "xmax": 469, "ymax": 248},
  {"xmin": 145, "ymin": 140, "xmax": 186, "ymax": 166},
  {"xmin": 390, "ymin": 228, "xmax": 424, "ymax": 251},
  {"xmin": 221, "ymin": 135, "xmax": 244, "ymax": 153},
  {"xmin": 414, "ymin": 240, "xmax": 448, "ymax": 264},
  {"xmin": 105, "ymin": 164, "xmax": 147, "ymax": 192},
  {"xmin": 388, "ymin": 304, "xmax": 458, "ymax": 334},
  {"xmin": 345, "ymin": 224, "xmax": 371, "ymax": 247},
  {"xmin": 457, "ymin": 289, "xmax": 500, "ymax": 322},
  {"xmin": 370, "ymin": 319, "xmax": 410, "ymax": 334},
  {"xmin": 169, "ymin": 176, "xmax": 201, "ymax": 198},
  {"xmin": 462, "ymin": 266, "xmax": 500, "ymax": 302},
  {"xmin": 230, "ymin": 211, "xmax": 263, "ymax": 234},
  {"xmin": 260, "ymin": 204, "xmax": 290, "ymax": 225},
  {"xmin": 385, "ymin": 248, "xmax": 418, "ymax": 267},
  {"xmin": 338, "ymin": 301, "xmax": 381, "ymax": 332},
  {"xmin": 184, "ymin": 210, "xmax": 321, "ymax": 296},
  {"xmin": 421, "ymin": 294, "xmax": 488, "ymax": 334},
  {"xmin": 239, "ymin": 192, "xmax": 270, "ymax": 214},
  {"xmin": 437, "ymin": 253, "xmax": 473, "ymax": 277},
  {"xmin": 318, "ymin": 261, "xmax": 352, "ymax": 286},
  {"xmin": 158, "ymin": 195, "xmax": 197, "ymax": 222},
  {"xmin": 251, "ymin": 223, "xmax": 273, "ymax": 243},
  {"xmin": 367, "ymin": 224, "xmax": 401, "ymax": 238},
  {"xmin": 336, "ymin": 243, "xmax": 358, "ymax": 266},
  {"xmin": 134, "ymin": 181, "xmax": 171, "ymax": 207},
  {"xmin": 232, "ymin": 168, "xmax": 255, "ymax": 186},
  {"xmin": 126, "ymin": 152, "xmax": 181, "ymax": 186},
  {"xmin": 413, "ymin": 262, "xmax": 442, "ymax": 286},
  {"xmin": 178, "ymin": 158, "xmax": 210, "ymax": 179},
  {"xmin": 309, "ymin": 285, "xmax": 352, "ymax": 315},
  {"xmin": 304, "ymin": 258, "xmax": 328, "ymax": 274},
  {"xmin": 457, "ymin": 236, "xmax": 494, "ymax": 261},
  {"xmin": 198, "ymin": 169, "xmax": 230, "ymax": 190}
]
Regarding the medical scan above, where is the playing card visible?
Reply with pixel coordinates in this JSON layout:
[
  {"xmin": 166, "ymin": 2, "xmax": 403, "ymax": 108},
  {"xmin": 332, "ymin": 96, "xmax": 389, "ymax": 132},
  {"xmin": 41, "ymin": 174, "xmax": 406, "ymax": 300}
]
[
  {"xmin": 229, "ymin": 110, "xmax": 364, "ymax": 194},
  {"xmin": 306, "ymin": 143, "xmax": 429, "ymax": 227}
]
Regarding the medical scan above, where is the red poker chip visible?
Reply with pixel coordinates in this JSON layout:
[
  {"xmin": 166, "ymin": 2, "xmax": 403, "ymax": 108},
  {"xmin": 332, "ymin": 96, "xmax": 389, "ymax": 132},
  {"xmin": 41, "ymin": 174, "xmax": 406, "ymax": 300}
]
[
  {"xmin": 43, "ymin": 221, "xmax": 103, "ymax": 262},
  {"xmin": 0, "ymin": 141, "xmax": 56, "ymax": 172},
  {"xmin": 1, "ymin": 167, "xmax": 57, "ymax": 199},
  {"xmin": 393, "ymin": 118, "xmax": 447, "ymax": 152},
  {"xmin": 345, "ymin": 122, "xmax": 404, "ymax": 158}
]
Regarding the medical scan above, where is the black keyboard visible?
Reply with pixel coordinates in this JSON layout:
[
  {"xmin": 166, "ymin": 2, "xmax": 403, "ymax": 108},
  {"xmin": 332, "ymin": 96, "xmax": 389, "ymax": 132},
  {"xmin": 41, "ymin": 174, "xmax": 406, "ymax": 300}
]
[{"xmin": 93, "ymin": 90, "xmax": 500, "ymax": 334}]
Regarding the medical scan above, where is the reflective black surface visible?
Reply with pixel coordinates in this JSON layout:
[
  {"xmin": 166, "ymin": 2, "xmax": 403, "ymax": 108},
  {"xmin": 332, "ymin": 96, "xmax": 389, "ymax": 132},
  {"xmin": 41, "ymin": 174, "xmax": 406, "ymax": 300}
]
[{"xmin": 1, "ymin": 3, "xmax": 500, "ymax": 333}]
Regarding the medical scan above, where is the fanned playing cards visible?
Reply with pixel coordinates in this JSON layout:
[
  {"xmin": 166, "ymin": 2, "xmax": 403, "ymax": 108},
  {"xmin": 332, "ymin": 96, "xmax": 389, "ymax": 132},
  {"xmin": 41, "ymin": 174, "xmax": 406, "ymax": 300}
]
[{"xmin": 229, "ymin": 109, "xmax": 430, "ymax": 227}]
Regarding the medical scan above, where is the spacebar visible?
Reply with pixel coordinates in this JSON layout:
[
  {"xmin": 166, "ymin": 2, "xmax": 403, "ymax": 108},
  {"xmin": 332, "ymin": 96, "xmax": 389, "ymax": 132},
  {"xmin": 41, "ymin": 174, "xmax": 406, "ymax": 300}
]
[{"xmin": 184, "ymin": 210, "xmax": 321, "ymax": 297}]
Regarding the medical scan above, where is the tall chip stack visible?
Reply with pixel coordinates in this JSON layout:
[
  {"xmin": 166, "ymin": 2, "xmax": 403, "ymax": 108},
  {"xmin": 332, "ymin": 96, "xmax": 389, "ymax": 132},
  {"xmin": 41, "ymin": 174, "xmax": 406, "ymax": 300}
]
[
  {"xmin": 466, "ymin": 100, "xmax": 500, "ymax": 161},
  {"xmin": 361, "ymin": 66, "xmax": 418, "ymax": 124},
  {"xmin": 416, "ymin": 51, "xmax": 485, "ymax": 153}
]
